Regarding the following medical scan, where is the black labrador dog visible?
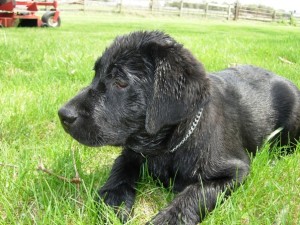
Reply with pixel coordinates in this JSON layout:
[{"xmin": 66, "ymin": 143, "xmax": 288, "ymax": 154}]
[{"xmin": 58, "ymin": 31, "xmax": 300, "ymax": 224}]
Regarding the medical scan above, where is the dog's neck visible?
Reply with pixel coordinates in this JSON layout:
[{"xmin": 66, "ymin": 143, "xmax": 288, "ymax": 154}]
[
  {"xmin": 169, "ymin": 107, "xmax": 204, "ymax": 153},
  {"xmin": 125, "ymin": 125, "xmax": 176, "ymax": 155},
  {"xmin": 126, "ymin": 107, "xmax": 204, "ymax": 156}
]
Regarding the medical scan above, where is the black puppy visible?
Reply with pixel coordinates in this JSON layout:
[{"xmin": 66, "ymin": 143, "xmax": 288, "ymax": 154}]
[{"xmin": 58, "ymin": 31, "xmax": 300, "ymax": 224}]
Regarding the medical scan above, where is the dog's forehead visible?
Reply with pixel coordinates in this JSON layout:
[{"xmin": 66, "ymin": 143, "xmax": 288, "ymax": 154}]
[
  {"xmin": 94, "ymin": 40, "xmax": 139, "ymax": 77},
  {"xmin": 94, "ymin": 52, "xmax": 139, "ymax": 81},
  {"xmin": 93, "ymin": 31, "xmax": 176, "ymax": 83},
  {"xmin": 94, "ymin": 30, "xmax": 174, "ymax": 70}
]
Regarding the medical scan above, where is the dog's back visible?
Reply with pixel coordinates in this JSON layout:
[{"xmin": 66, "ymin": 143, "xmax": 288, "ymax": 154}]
[{"xmin": 209, "ymin": 65, "xmax": 300, "ymax": 152}]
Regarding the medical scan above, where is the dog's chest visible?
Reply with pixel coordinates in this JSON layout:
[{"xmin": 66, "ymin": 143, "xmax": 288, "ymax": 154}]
[{"xmin": 146, "ymin": 153, "xmax": 199, "ymax": 191}]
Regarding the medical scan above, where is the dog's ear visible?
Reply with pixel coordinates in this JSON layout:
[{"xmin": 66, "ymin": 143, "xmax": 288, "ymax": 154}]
[{"xmin": 143, "ymin": 32, "xmax": 210, "ymax": 134}]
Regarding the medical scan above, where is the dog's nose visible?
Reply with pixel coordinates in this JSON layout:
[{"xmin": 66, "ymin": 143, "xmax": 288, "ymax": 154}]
[{"xmin": 58, "ymin": 107, "xmax": 78, "ymax": 129}]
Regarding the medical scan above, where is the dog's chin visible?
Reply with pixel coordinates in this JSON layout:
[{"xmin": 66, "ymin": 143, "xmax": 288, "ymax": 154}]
[
  {"xmin": 63, "ymin": 130, "xmax": 103, "ymax": 147},
  {"xmin": 69, "ymin": 132, "xmax": 125, "ymax": 148},
  {"xmin": 76, "ymin": 138, "xmax": 103, "ymax": 147}
]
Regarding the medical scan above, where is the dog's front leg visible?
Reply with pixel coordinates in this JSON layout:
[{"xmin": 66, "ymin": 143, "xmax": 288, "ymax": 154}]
[
  {"xmin": 147, "ymin": 180, "xmax": 232, "ymax": 225},
  {"xmin": 98, "ymin": 149, "xmax": 144, "ymax": 222},
  {"xmin": 148, "ymin": 160, "xmax": 249, "ymax": 225}
]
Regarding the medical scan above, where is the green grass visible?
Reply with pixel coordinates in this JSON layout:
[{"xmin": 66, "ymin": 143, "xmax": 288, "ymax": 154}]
[{"xmin": 0, "ymin": 12, "xmax": 300, "ymax": 224}]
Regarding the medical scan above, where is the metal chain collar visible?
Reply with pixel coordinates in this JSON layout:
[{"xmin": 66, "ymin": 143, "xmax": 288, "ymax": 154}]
[{"xmin": 170, "ymin": 107, "xmax": 204, "ymax": 153}]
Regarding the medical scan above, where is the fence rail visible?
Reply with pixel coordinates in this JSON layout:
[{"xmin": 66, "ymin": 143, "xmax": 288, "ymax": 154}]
[{"xmin": 57, "ymin": 0, "xmax": 300, "ymax": 25}]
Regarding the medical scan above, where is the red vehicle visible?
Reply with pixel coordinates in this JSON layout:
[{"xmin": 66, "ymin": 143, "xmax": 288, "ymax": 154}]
[{"xmin": 0, "ymin": 0, "xmax": 60, "ymax": 27}]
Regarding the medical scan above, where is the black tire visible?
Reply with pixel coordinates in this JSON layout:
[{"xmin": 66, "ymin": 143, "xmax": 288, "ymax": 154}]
[
  {"xmin": 0, "ymin": 0, "xmax": 15, "ymax": 5},
  {"xmin": 41, "ymin": 11, "xmax": 61, "ymax": 27},
  {"xmin": 0, "ymin": 0, "xmax": 8, "ymax": 5}
]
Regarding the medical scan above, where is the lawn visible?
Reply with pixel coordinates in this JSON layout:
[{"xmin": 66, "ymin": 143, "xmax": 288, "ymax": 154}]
[{"xmin": 0, "ymin": 12, "xmax": 300, "ymax": 225}]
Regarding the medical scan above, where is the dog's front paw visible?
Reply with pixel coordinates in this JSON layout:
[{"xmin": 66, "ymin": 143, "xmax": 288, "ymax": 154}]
[
  {"xmin": 147, "ymin": 206, "xmax": 199, "ymax": 225},
  {"xmin": 97, "ymin": 183, "xmax": 135, "ymax": 223},
  {"xmin": 147, "ymin": 209, "xmax": 181, "ymax": 225}
]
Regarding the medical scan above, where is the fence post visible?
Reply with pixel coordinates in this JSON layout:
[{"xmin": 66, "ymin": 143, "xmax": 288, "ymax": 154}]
[
  {"xmin": 150, "ymin": 0, "xmax": 154, "ymax": 14},
  {"xmin": 119, "ymin": 0, "xmax": 123, "ymax": 13},
  {"xmin": 205, "ymin": 3, "xmax": 209, "ymax": 18},
  {"xmin": 78, "ymin": 0, "xmax": 84, "ymax": 11},
  {"xmin": 227, "ymin": 4, "xmax": 231, "ymax": 20},
  {"xmin": 272, "ymin": 10, "xmax": 276, "ymax": 21},
  {"xmin": 179, "ymin": 0, "xmax": 184, "ymax": 17},
  {"xmin": 234, "ymin": 1, "xmax": 239, "ymax": 20}
]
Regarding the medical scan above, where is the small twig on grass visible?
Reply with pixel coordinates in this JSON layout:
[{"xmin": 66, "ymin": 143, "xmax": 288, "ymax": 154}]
[
  {"xmin": 71, "ymin": 145, "xmax": 84, "ymax": 206},
  {"xmin": 279, "ymin": 56, "xmax": 294, "ymax": 65},
  {"xmin": 71, "ymin": 146, "xmax": 81, "ymax": 189},
  {"xmin": 37, "ymin": 157, "xmax": 71, "ymax": 183},
  {"xmin": 0, "ymin": 162, "xmax": 18, "ymax": 169},
  {"xmin": 37, "ymin": 147, "xmax": 84, "ymax": 206},
  {"xmin": 37, "ymin": 155, "xmax": 82, "ymax": 185}
]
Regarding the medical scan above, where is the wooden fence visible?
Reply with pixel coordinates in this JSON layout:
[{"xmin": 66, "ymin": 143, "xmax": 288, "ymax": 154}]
[{"xmin": 58, "ymin": 0, "xmax": 300, "ymax": 26}]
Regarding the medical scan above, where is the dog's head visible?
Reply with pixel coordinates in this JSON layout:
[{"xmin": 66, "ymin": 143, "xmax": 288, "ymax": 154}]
[{"xmin": 58, "ymin": 31, "xmax": 210, "ymax": 148}]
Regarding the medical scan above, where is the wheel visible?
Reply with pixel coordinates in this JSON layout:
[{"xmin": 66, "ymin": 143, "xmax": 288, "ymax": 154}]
[
  {"xmin": 0, "ymin": 0, "xmax": 9, "ymax": 4},
  {"xmin": 41, "ymin": 11, "xmax": 61, "ymax": 27},
  {"xmin": 0, "ymin": 0, "xmax": 15, "ymax": 6}
]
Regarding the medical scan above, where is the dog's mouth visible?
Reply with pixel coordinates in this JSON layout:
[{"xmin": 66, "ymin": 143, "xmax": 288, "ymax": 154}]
[
  {"xmin": 58, "ymin": 106, "xmax": 101, "ymax": 147},
  {"xmin": 60, "ymin": 120, "xmax": 72, "ymax": 134},
  {"xmin": 63, "ymin": 125, "xmax": 105, "ymax": 147},
  {"xmin": 75, "ymin": 135, "xmax": 104, "ymax": 147}
]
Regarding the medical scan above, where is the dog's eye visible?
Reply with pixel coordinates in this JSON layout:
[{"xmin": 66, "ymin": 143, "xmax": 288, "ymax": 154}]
[
  {"xmin": 88, "ymin": 88, "xmax": 97, "ymax": 97},
  {"xmin": 114, "ymin": 80, "xmax": 128, "ymax": 89},
  {"xmin": 98, "ymin": 82, "xmax": 106, "ymax": 93}
]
